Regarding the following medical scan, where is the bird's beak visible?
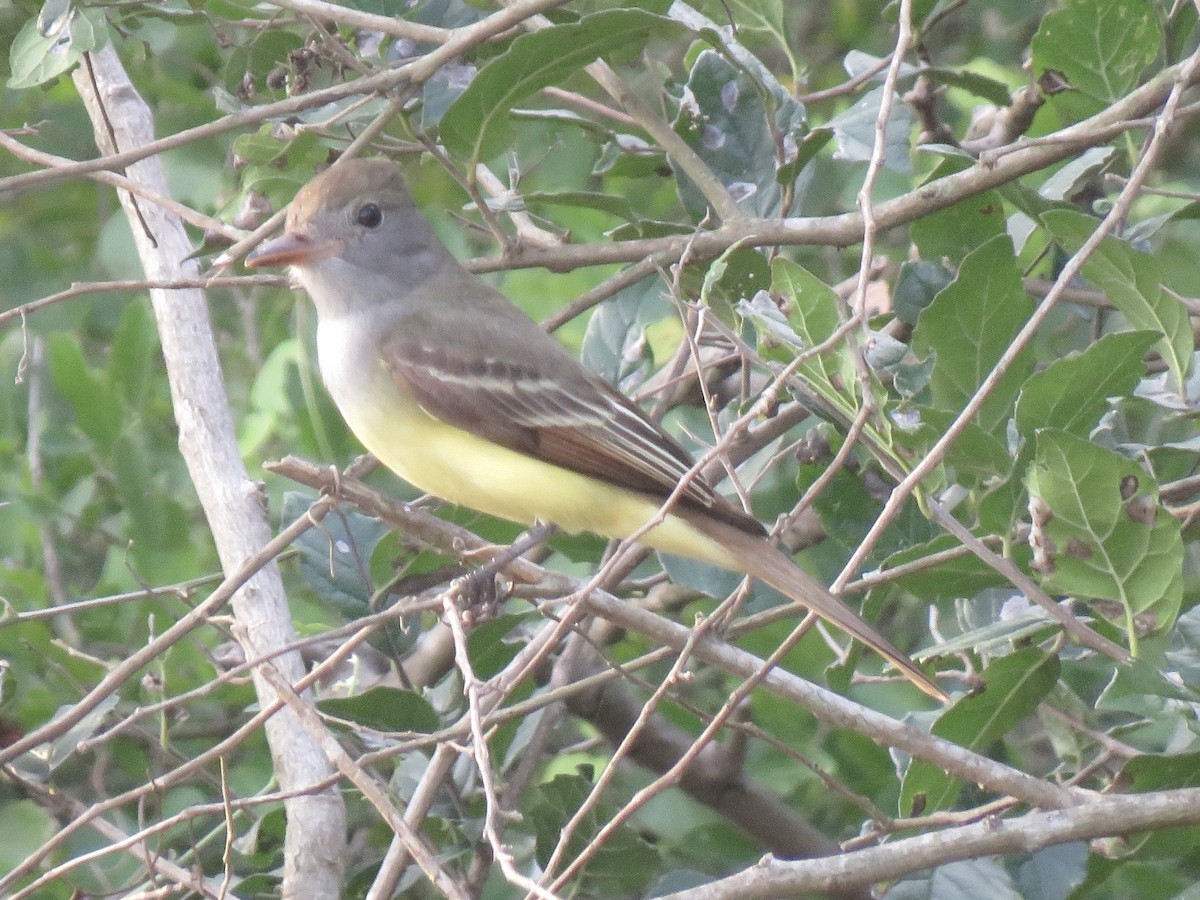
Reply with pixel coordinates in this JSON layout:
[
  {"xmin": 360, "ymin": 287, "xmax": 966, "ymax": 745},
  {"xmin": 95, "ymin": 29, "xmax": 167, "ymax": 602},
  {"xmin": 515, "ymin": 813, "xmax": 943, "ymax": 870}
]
[{"xmin": 244, "ymin": 232, "xmax": 342, "ymax": 268}]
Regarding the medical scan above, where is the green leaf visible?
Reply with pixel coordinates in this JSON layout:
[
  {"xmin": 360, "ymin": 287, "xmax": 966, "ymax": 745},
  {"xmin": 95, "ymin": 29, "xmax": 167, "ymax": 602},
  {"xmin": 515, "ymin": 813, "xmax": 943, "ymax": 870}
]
[
  {"xmin": 912, "ymin": 408, "xmax": 1014, "ymax": 482},
  {"xmin": 1101, "ymin": 395, "xmax": 1200, "ymax": 456},
  {"xmin": 659, "ymin": 553, "xmax": 746, "ymax": 605},
  {"xmin": 931, "ymin": 605, "xmax": 1056, "ymax": 660},
  {"xmin": 697, "ymin": 246, "xmax": 771, "ymax": 319},
  {"xmin": 284, "ymin": 492, "xmax": 390, "ymax": 619},
  {"xmin": 1031, "ymin": 0, "xmax": 1160, "ymax": 119},
  {"xmin": 519, "ymin": 190, "xmax": 636, "ymax": 221},
  {"xmin": 768, "ymin": 257, "xmax": 838, "ymax": 345},
  {"xmin": 910, "ymin": 234, "xmax": 1034, "ymax": 433},
  {"xmin": 1041, "ymin": 210, "xmax": 1192, "ymax": 394},
  {"xmin": 592, "ymin": 134, "xmax": 668, "ymax": 178},
  {"xmin": 318, "ymin": 687, "xmax": 439, "ymax": 734},
  {"xmin": 1026, "ymin": 430, "xmax": 1183, "ymax": 637},
  {"xmin": 901, "ymin": 648, "xmax": 1059, "ymax": 815},
  {"xmin": 1014, "ymin": 330, "xmax": 1157, "ymax": 443},
  {"xmin": 0, "ymin": 802, "xmax": 58, "ymax": 873},
  {"xmin": 108, "ymin": 300, "xmax": 158, "ymax": 410},
  {"xmin": 1124, "ymin": 751, "xmax": 1200, "ymax": 792},
  {"xmin": 880, "ymin": 535, "xmax": 1009, "ymax": 604},
  {"xmin": 581, "ymin": 277, "xmax": 671, "ymax": 387},
  {"xmin": 1166, "ymin": 604, "xmax": 1200, "ymax": 691},
  {"xmin": 827, "ymin": 84, "xmax": 912, "ymax": 173},
  {"xmin": 439, "ymin": 8, "xmax": 681, "ymax": 164},
  {"xmin": 113, "ymin": 432, "xmax": 179, "ymax": 550},
  {"xmin": 1039, "ymin": 147, "xmax": 1115, "ymax": 202},
  {"xmin": 45, "ymin": 694, "xmax": 120, "ymax": 773},
  {"xmin": 1016, "ymin": 842, "xmax": 1088, "ymax": 900},
  {"xmin": 418, "ymin": 61, "xmax": 476, "ymax": 128},
  {"xmin": 240, "ymin": 337, "xmax": 303, "ymax": 458},
  {"xmin": 222, "ymin": 26, "xmax": 304, "ymax": 95},
  {"xmin": 670, "ymin": 1, "xmax": 802, "ymax": 102},
  {"xmin": 672, "ymin": 49, "xmax": 808, "ymax": 219},
  {"xmin": 1097, "ymin": 655, "xmax": 1200, "ymax": 711},
  {"xmin": 466, "ymin": 613, "xmax": 527, "ymax": 679},
  {"xmin": 233, "ymin": 126, "xmax": 327, "ymax": 207},
  {"xmin": 743, "ymin": 258, "xmax": 864, "ymax": 428},
  {"xmin": 911, "ymin": 160, "xmax": 1007, "ymax": 261},
  {"xmin": 1118, "ymin": 753, "xmax": 1200, "ymax": 857},
  {"xmin": 879, "ymin": 333, "xmax": 936, "ymax": 400},
  {"xmin": 397, "ymin": 0, "xmax": 482, "ymax": 30},
  {"xmin": 7, "ymin": 6, "xmax": 109, "ymax": 90},
  {"xmin": 889, "ymin": 856, "xmax": 1022, "ymax": 900},
  {"xmin": 529, "ymin": 774, "xmax": 659, "ymax": 897},
  {"xmin": 743, "ymin": 262, "xmax": 922, "ymax": 510},
  {"xmin": 231, "ymin": 127, "xmax": 294, "ymax": 167},
  {"xmin": 47, "ymin": 333, "xmax": 123, "ymax": 451},
  {"xmin": 802, "ymin": 464, "xmax": 937, "ymax": 567},
  {"xmin": 722, "ymin": 0, "xmax": 798, "ymax": 80},
  {"xmin": 921, "ymin": 66, "xmax": 1015, "ymax": 107},
  {"xmin": 509, "ymin": 106, "xmax": 615, "ymax": 137},
  {"xmin": 780, "ymin": 125, "xmax": 833, "ymax": 183},
  {"xmin": 893, "ymin": 260, "xmax": 954, "ymax": 325},
  {"xmin": 737, "ymin": 286, "xmax": 805, "ymax": 356}
]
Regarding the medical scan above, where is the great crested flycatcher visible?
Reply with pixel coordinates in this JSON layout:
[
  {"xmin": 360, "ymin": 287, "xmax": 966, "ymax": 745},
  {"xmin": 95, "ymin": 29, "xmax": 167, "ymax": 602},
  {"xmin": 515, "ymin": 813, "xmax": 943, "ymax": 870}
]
[{"xmin": 245, "ymin": 158, "xmax": 945, "ymax": 701}]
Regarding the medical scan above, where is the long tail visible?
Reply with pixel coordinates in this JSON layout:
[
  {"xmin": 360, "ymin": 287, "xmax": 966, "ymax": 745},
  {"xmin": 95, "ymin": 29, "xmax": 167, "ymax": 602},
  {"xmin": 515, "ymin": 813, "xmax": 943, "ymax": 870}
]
[{"xmin": 687, "ymin": 514, "xmax": 947, "ymax": 702}]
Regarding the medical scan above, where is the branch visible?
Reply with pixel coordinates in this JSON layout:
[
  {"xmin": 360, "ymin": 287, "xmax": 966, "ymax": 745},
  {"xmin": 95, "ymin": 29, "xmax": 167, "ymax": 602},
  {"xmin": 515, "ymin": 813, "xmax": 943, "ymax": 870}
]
[
  {"xmin": 270, "ymin": 456, "xmax": 1083, "ymax": 812},
  {"xmin": 0, "ymin": 466, "xmax": 374, "ymax": 893},
  {"xmin": 9, "ymin": 773, "xmax": 232, "ymax": 898},
  {"xmin": 655, "ymin": 787, "xmax": 1200, "ymax": 899},
  {"xmin": 0, "ymin": 0, "xmax": 572, "ymax": 198},
  {"xmin": 257, "ymin": 665, "xmax": 470, "ymax": 899},
  {"xmin": 837, "ymin": 32, "xmax": 1200, "ymax": 634},
  {"xmin": 0, "ymin": 128, "xmax": 239, "ymax": 239},
  {"xmin": 0, "ymin": 275, "xmax": 282, "ymax": 331},
  {"xmin": 561, "ymin": 645, "xmax": 858, "ymax": 866},
  {"xmin": 260, "ymin": 0, "xmax": 452, "ymax": 43},
  {"xmin": 70, "ymin": 46, "xmax": 345, "ymax": 897},
  {"xmin": 462, "ymin": 58, "xmax": 1200, "ymax": 274}
]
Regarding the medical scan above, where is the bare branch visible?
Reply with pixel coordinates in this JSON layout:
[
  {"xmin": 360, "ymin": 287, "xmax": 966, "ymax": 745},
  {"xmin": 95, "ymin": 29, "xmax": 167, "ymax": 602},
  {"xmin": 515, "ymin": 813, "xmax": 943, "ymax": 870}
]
[{"xmin": 656, "ymin": 787, "xmax": 1200, "ymax": 899}]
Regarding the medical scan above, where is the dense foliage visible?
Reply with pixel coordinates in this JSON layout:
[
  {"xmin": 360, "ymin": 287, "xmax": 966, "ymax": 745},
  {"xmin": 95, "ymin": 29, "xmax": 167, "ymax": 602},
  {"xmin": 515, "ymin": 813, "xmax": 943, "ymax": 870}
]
[{"xmin": 0, "ymin": 0, "xmax": 1198, "ymax": 897}]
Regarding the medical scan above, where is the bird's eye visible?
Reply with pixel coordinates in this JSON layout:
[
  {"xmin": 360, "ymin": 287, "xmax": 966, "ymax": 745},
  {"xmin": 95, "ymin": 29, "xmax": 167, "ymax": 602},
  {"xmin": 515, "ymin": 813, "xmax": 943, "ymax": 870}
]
[{"xmin": 356, "ymin": 203, "xmax": 383, "ymax": 229}]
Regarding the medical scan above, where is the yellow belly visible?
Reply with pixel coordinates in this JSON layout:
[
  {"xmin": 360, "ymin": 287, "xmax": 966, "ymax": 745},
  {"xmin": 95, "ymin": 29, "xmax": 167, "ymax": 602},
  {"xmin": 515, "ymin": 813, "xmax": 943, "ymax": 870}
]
[
  {"xmin": 317, "ymin": 319, "xmax": 737, "ymax": 570},
  {"xmin": 350, "ymin": 388, "xmax": 735, "ymax": 567}
]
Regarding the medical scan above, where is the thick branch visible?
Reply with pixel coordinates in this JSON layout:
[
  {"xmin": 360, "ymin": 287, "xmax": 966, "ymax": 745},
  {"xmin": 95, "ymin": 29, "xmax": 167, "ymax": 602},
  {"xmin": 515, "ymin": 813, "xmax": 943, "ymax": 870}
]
[
  {"xmin": 656, "ymin": 787, "xmax": 1200, "ymax": 899},
  {"xmin": 71, "ymin": 46, "xmax": 345, "ymax": 898}
]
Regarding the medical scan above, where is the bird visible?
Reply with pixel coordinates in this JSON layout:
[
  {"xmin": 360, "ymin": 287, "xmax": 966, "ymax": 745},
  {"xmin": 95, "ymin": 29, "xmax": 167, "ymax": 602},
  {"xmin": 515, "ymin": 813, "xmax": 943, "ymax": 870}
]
[{"xmin": 244, "ymin": 157, "xmax": 945, "ymax": 702}]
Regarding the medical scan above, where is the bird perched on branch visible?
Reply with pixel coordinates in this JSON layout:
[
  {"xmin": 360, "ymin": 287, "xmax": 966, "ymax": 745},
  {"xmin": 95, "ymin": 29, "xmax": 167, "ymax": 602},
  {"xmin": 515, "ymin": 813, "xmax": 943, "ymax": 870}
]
[{"xmin": 246, "ymin": 158, "xmax": 944, "ymax": 702}]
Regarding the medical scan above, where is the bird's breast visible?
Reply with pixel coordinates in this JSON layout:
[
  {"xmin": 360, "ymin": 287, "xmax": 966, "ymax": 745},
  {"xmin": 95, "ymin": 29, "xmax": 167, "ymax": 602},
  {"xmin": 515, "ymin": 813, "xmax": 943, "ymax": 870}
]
[
  {"xmin": 315, "ymin": 312, "xmax": 548, "ymax": 512},
  {"xmin": 316, "ymin": 312, "xmax": 431, "ymax": 454}
]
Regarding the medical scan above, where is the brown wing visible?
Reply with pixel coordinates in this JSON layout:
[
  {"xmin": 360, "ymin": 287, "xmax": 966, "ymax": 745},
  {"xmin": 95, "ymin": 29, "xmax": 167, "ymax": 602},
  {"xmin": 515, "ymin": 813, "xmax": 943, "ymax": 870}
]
[{"xmin": 378, "ymin": 323, "xmax": 763, "ymax": 536}]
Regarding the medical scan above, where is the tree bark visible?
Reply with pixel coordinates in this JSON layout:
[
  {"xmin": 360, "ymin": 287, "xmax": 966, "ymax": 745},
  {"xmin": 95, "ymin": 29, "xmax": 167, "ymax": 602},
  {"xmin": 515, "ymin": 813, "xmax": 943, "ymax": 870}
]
[{"xmin": 73, "ymin": 45, "xmax": 346, "ymax": 898}]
